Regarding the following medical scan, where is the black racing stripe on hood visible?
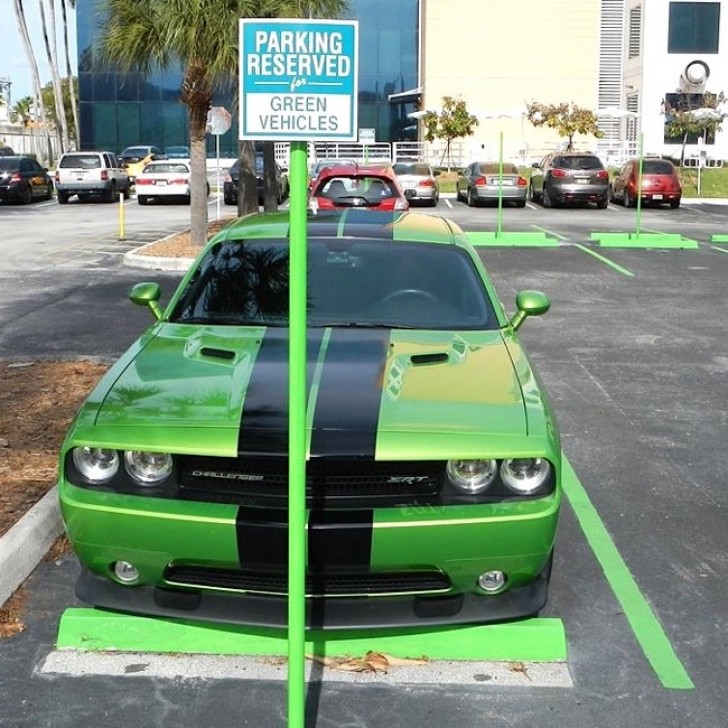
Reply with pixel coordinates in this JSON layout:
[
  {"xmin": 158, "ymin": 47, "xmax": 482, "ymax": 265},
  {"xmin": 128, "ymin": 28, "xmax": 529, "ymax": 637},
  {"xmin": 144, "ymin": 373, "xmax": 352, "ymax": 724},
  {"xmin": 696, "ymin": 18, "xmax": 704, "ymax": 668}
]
[
  {"xmin": 309, "ymin": 328, "xmax": 390, "ymax": 458},
  {"xmin": 236, "ymin": 507, "xmax": 374, "ymax": 572},
  {"xmin": 237, "ymin": 328, "xmax": 325, "ymax": 456}
]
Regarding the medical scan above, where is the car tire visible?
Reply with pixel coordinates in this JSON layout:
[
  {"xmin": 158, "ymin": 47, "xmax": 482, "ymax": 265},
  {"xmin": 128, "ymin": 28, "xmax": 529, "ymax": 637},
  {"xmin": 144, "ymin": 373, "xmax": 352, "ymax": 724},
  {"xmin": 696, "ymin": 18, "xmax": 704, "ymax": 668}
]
[
  {"xmin": 515, "ymin": 199, "xmax": 526, "ymax": 208},
  {"xmin": 44, "ymin": 181, "xmax": 54, "ymax": 201},
  {"xmin": 466, "ymin": 188, "xmax": 477, "ymax": 207},
  {"xmin": 625, "ymin": 191, "xmax": 635, "ymax": 208},
  {"xmin": 542, "ymin": 186, "xmax": 552, "ymax": 208},
  {"xmin": 670, "ymin": 200, "xmax": 680, "ymax": 209},
  {"xmin": 19, "ymin": 183, "xmax": 33, "ymax": 205},
  {"xmin": 103, "ymin": 183, "xmax": 116, "ymax": 203},
  {"xmin": 455, "ymin": 186, "xmax": 463, "ymax": 203},
  {"xmin": 57, "ymin": 190, "xmax": 69, "ymax": 205},
  {"xmin": 223, "ymin": 194, "xmax": 235, "ymax": 205},
  {"xmin": 138, "ymin": 195, "xmax": 148, "ymax": 206},
  {"xmin": 123, "ymin": 184, "xmax": 131, "ymax": 200},
  {"xmin": 596, "ymin": 196, "xmax": 608, "ymax": 209},
  {"xmin": 529, "ymin": 182, "xmax": 540, "ymax": 203}
]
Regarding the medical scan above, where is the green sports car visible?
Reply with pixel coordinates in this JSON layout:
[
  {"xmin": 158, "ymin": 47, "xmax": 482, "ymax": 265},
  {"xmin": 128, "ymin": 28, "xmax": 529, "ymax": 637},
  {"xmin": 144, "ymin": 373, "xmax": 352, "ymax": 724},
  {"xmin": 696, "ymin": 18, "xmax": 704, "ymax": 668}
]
[{"xmin": 58, "ymin": 209, "xmax": 561, "ymax": 629}]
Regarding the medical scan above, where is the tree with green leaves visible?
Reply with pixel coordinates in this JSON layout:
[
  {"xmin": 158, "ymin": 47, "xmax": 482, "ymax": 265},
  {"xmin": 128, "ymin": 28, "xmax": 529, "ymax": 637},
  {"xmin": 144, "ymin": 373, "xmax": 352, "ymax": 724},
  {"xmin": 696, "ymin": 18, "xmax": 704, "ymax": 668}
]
[
  {"xmin": 100, "ymin": 0, "xmax": 348, "ymax": 246},
  {"xmin": 526, "ymin": 101, "xmax": 603, "ymax": 151},
  {"xmin": 664, "ymin": 92, "xmax": 726, "ymax": 168},
  {"xmin": 422, "ymin": 96, "xmax": 478, "ymax": 171}
]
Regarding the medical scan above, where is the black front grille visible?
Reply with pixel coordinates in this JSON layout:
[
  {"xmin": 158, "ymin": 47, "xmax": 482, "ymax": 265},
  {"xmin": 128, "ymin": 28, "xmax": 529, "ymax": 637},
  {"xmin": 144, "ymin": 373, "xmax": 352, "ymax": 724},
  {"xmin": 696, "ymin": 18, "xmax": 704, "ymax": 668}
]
[
  {"xmin": 177, "ymin": 456, "xmax": 441, "ymax": 506},
  {"xmin": 164, "ymin": 565, "xmax": 451, "ymax": 597}
]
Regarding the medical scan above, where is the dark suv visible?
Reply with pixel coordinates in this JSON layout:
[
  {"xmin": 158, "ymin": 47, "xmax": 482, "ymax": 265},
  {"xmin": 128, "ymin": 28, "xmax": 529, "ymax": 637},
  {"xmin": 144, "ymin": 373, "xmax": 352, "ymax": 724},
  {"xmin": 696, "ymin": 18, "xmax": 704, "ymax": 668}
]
[{"xmin": 529, "ymin": 152, "xmax": 609, "ymax": 208}]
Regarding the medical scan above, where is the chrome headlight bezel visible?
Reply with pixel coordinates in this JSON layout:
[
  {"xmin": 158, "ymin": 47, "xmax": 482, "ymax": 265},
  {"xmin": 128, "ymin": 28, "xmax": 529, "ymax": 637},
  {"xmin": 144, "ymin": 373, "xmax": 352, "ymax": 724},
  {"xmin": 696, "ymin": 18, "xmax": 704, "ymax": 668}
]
[
  {"xmin": 500, "ymin": 457, "xmax": 552, "ymax": 495},
  {"xmin": 446, "ymin": 459, "xmax": 498, "ymax": 495},
  {"xmin": 123, "ymin": 451, "xmax": 173, "ymax": 486},
  {"xmin": 71, "ymin": 447, "xmax": 120, "ymax": 484}
]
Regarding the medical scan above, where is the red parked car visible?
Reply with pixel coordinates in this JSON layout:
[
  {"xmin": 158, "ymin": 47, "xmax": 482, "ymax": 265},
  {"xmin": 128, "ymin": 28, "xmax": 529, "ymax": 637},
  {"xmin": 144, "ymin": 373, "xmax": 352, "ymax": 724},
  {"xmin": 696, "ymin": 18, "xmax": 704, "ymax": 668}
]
[
  {"xmin": 609, "ymin": 158, "xmax": 682, "ymax": 209},
  {"xmin": 309, "ymin": 162, "xmax": 411, "ymax": 212}
]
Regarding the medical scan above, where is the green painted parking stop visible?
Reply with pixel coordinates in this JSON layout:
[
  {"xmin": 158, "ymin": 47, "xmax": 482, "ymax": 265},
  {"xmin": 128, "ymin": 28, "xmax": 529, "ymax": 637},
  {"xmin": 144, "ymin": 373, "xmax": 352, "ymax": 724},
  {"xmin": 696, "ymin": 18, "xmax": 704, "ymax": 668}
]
[
  {"xmin": 590, "ymin": 232, "xmax": 699, "ymax": 249},
  {"xmin": 711, "ymin": 234, "xmax": 728, "ymax": 243},
  {"xmin": 56, "ymin": 607, "xmax": 567, "ymax": 662},
  {"xmin": 467, "ymin": 231, "xmax": 558, "ymax": 247}
]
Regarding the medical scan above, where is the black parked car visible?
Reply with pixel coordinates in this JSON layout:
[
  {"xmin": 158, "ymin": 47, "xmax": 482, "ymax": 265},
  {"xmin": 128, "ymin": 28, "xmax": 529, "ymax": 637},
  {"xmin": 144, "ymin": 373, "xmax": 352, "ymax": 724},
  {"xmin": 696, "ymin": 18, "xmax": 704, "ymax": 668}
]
[
  {"xmin": 223, "ymin": 156, "xmax": 288, "ymax": 206},
  {"xmin": 0, "ymin": 146, "xmax": 17, "ymax": 156},
  {"xmin": 0, "ymin": 156, "xmax": 54, "ymax": 204},
  {"xmin": 529, "ymin": 151, "xmax": 609, "ymax": 208}
]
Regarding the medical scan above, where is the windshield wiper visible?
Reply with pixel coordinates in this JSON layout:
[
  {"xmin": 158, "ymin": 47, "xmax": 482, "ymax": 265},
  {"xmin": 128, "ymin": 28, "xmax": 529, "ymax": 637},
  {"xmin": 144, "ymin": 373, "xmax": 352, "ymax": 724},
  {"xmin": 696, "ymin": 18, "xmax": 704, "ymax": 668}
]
[{"xmin": 312, "ymin": 321, "xmax": 418, "ymax": 330}]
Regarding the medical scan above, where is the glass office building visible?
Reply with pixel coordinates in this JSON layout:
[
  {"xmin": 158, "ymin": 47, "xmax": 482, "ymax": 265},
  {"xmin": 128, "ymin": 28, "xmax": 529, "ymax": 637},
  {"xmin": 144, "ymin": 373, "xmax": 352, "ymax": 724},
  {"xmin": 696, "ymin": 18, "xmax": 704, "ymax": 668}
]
[{"xmin": 75, "ymin": 0, "xmax": 419, "ymax": 155}]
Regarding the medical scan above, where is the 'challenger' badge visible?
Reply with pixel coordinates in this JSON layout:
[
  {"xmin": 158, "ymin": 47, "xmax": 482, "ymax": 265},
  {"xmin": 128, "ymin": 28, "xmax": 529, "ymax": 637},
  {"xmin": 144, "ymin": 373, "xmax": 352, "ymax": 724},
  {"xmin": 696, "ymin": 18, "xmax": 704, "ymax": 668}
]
[{"xmin": 192, "ymin": 470, "xmax": 264, "ymax": 481}]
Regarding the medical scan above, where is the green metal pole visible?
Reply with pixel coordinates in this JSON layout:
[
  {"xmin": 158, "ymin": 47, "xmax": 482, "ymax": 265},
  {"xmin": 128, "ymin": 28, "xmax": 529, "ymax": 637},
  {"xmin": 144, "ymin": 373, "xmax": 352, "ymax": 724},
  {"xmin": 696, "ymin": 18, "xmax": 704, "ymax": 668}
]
[
  {"xmin": 497, "ymin": 130, "xmax": 503, "ymax": 237},
  {"xmin": 635, "ymin": 132, "xmax": 643, "ymax": 237},
  {"xmin": 288, "ymin": 140, "xmax": 308, "ymax": 728}
]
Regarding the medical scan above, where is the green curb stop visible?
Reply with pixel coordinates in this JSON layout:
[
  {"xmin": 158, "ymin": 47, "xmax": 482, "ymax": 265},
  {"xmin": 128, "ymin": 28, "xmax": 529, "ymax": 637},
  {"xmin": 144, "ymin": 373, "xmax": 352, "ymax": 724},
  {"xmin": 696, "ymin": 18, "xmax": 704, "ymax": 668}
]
[
  {"xmin": 467, "ymin": 232, "xmax": 559, "ymax": 247},
  {"xmin": 56, "ymin": 608, "xmax": 567, "ymax": 662},
  {"xmin": 590, "ymin": 232, "xmax": 699, "ymax": 249},
  {"xmin": 711, "ymin": 234, "xmax": 728, "ymax": 243}
]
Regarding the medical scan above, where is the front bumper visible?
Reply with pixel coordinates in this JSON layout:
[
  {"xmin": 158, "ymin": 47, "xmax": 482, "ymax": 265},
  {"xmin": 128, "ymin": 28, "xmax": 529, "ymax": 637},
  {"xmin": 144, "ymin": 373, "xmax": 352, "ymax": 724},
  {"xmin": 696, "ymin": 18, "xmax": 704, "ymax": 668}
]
[
  {"xmin": 61, "ymin": 480, "xmax": 560, "ymax": 629},
  {"xmin": 76, "ymin": 560, "xmax": 551, "ymax": 630}
]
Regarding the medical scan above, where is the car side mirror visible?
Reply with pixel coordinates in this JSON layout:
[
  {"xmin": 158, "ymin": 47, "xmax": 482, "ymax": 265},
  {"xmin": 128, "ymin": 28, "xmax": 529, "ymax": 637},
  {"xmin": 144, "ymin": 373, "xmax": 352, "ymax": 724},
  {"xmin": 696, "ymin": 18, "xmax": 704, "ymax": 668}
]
[
  {"xmin": 531, "ymin": 162, "xmax": 540, "ymax": 169},
  {"xmin": 129, "ymin": 282, "xmax": 162, "ymax": 321},
  {"xmin": 509, "ymin": 290, "xmax": 550, "ymax": 331}
]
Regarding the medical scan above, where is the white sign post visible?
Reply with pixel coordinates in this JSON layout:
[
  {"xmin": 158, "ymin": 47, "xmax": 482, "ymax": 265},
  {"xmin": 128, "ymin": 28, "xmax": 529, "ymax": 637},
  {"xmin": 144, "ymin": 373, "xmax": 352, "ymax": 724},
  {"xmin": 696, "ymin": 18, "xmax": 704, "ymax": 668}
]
[{"xmin": 206, "ymin": 106, "xmax": 232, "ymax": 220}]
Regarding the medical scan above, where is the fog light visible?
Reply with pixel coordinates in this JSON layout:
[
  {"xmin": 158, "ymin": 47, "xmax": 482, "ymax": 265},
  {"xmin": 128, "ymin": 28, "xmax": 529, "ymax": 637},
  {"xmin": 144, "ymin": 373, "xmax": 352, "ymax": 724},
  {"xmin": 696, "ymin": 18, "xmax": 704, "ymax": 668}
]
[
  {"xmin": 477, "ymin": 570, "xmax": 506, "ymax": 593},
  {"xmin": 113, "ymin": 561, "xmax": 140, "ymax": 583}
]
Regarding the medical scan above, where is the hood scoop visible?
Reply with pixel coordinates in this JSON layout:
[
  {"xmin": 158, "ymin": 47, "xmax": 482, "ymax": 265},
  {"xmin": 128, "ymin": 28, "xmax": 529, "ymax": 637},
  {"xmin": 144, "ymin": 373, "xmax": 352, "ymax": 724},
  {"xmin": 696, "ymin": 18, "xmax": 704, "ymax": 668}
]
[
  {"xmin": 409, "ymin": 352, "xmax": 449, "ymax": 366},
  {"xmin": 200, "ymin": 346, "xmax": 236, "ymax": 361}
]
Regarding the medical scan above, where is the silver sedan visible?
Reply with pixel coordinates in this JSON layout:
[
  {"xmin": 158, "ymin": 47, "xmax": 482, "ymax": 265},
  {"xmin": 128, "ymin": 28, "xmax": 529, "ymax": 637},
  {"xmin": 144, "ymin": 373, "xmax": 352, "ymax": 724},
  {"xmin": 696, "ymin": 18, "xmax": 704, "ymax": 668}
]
[
  {"xmin": 392, "ymin": 162, "xmax": 440, "ymax": 206},
  {"xmin": 456, "ymin": 161, "xmax": 527, "ymax": 207}
]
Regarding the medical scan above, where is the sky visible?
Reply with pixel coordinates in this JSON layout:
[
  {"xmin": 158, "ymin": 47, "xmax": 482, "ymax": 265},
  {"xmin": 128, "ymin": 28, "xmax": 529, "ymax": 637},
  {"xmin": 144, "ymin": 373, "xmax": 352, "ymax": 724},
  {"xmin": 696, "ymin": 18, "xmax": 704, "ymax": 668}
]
[{"xmin": 1, "ymin": 2, "xmax": 78, "ymax": 109}]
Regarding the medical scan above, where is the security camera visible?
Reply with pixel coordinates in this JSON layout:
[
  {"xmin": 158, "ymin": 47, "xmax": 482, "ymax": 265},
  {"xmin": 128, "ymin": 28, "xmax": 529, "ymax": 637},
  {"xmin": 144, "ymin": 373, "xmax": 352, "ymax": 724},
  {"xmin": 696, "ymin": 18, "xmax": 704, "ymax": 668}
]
[{"xmin": 679, "ymin": 60, "xmax": 710, "ymax": 93}]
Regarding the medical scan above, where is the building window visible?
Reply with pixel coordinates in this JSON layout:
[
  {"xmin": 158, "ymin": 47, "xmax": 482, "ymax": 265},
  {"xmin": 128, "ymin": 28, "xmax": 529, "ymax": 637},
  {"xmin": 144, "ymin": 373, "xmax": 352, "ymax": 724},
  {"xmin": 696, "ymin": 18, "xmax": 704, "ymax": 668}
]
[
  {"xmin": 628, "ymin": 6, "xmax": 642, "ymax": 58},
  {"xmin": 668, "ymin": 2, "xmax": 720, "ymax": 53}
]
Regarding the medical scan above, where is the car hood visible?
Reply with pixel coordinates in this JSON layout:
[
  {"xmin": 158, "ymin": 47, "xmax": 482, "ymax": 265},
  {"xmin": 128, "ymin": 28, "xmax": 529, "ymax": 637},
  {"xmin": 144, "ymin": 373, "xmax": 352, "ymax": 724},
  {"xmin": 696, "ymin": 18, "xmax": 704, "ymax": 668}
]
[{"xmin": 88, "ymin": 325, "xmax": 536, "ymax": 458}]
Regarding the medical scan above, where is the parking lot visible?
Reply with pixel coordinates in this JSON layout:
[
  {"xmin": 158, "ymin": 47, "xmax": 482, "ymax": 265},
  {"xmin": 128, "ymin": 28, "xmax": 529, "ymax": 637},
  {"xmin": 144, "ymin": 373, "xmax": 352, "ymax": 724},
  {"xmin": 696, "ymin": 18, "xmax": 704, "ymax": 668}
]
[{"xmin": 1, "ymin": 195, "xmax": 727, "ymax": 727}]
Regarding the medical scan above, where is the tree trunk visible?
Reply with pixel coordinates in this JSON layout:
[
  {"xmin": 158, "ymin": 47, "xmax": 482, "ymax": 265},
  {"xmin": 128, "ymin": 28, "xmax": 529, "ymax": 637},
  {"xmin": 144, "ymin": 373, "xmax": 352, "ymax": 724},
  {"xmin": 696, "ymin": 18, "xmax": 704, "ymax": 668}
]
[
  {"xmin": 237, "ymin": 140, "xmax": 259, "ymax": 216},
  {"xmin": 188, "ymin": 101, "xmax": 210, "ymax": 248},
  {"xmin": 39, "ymin": 0, "xmax": 70, "ymax": 152},
  {"xmin": 61, "ymin": 0, "xmax": 79, "ymax": 148},
  {"xmin": 262, "ymin": 140, "xmax": 279, "ymax": 211},
  {"xmin": 14, "ymin": 0, "xmax": 54, "ymax": 165}
]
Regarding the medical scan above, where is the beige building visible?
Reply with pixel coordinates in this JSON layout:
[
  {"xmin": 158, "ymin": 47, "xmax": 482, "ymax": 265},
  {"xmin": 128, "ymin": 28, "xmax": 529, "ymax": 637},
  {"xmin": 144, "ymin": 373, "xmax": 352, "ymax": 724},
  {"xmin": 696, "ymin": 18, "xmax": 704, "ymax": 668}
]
[{"xmin": 420, "ymin": 0, "xmax": 605, "ymax": 163}]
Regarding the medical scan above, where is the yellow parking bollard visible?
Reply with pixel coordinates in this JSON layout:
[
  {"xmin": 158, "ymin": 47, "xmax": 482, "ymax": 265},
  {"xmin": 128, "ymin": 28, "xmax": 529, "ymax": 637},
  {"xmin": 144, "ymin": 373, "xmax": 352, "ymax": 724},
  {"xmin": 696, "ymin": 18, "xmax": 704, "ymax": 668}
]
[{"xmin": 119, "ymin": 192, "xmax": 126, "ymax": 241}]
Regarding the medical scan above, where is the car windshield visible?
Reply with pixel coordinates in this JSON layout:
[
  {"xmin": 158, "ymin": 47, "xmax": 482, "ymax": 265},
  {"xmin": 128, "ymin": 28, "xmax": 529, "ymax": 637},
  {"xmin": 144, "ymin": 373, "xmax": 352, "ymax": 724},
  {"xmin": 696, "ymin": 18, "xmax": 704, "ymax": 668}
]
[
  {"xmin": 143, "ymin": 163, "xmax": 189, "ymax": 174},
  {"xmin": 316, "ymin": 176, "xmax": 398, "ymax": 203},
  {"xmin": 642, "ymin": 160, "xmax": 675, "ymax": 175},
  {"xmin": 170, "ymin": 238, "xmax": 494, "ymax": 330},
  {"xmin": 59, "ymin": 154, "xmax": 101, "ymax": 169},
  {"xmin": 555, "ymin": 156, "xmax": 602, "ymax": 170},
  {"xmin": 480, "ymin": 163, "xmax": 519, "ymax": 175},
  {"xmin": 122, "ymin": 147, "xmax": 151, "ymax": 158},
  {"xmin": 393, "ymin": 163, "xmax": 431, "ymax": 176}
]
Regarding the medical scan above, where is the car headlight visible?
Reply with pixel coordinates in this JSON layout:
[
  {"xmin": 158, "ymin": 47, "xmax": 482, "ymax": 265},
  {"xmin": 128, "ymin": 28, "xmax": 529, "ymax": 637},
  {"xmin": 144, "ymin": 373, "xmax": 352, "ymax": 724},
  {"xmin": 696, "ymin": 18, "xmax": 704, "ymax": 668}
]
[
  {"xmin": 124, "ymin": 451, "xmax": 173, "ymax": 485},
  {"xmin": 500, "ymin": 458, "xmax": 551, "ymax": 494},
  {"xmin": 446, "ymin": 459, "xmax": 497, "ymax": 494},
  {"xmin": 72, "ymin": 447, "xmax": 119, "ymax": 483}
]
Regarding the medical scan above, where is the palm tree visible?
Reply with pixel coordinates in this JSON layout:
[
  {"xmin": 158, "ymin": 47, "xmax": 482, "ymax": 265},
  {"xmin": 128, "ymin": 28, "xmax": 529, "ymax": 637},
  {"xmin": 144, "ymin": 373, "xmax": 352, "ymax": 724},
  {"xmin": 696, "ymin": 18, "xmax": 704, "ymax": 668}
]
[
  {"xmin": 60, "ymin": 0, "xmax": 79, "ymax": 149},
  {"xmin": 38, "ymin": 0, "xmax": 70, "ymax": 152},
  {"xmin": 10, "ymin": 96, "xmax": 36, "ymax": 157},
  {"xmin": 100, "ymin": 0, "xmax": 348, "ymax": 246},
  {"xmin": 13, "ymin": 0, "xmax": 54, "ymax": 164}
]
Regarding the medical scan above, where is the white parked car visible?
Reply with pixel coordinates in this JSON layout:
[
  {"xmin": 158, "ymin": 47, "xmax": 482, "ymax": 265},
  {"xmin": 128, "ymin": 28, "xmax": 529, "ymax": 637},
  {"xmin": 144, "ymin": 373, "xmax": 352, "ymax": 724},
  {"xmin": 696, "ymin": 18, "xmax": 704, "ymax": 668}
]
[{"xmin": 135, "ymin": 160, "xmax": 206, "ymax": 205}]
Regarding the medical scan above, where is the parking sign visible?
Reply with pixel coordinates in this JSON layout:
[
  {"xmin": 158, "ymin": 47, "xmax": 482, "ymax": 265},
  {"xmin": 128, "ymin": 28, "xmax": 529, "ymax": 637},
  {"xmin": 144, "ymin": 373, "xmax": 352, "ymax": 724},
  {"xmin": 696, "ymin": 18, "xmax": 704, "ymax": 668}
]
[{"xmin": 239, "ymin": 19, "xmax": 358, "ymax": 141}]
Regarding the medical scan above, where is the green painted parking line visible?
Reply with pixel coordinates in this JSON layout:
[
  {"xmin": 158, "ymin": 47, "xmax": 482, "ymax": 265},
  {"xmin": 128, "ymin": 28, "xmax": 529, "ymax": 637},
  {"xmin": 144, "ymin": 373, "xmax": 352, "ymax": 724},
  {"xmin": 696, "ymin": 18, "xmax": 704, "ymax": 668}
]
[
  {"xmin": 574, "ymin": 244, "xmax": 634, "ymax": 277},
  {"xmin": 591, "ymin": 232, "xmax": 699, "ymax": 249},
  {"xmin": 56, "ymin": 608, "xmax": 567, "ymax": 662},
  {"xmin": 562, "ymin": 456, "xmax": 694, "ymax": 690},
  {"xmin": 531, "ymin": 225, "xmax": 570, "ymax": 241},
  {"xmin": 466, "ymin": 231, "xmax": 558, "ymax": 247}
]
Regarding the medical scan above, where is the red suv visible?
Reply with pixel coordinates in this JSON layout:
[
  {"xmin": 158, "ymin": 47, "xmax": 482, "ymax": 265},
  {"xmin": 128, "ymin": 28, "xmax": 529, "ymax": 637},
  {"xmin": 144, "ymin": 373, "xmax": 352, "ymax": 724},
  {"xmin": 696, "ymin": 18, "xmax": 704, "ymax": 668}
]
[
  {"xmin": 609, "ymin": 158, "xmax": 682, "ymax": 209},
  {"xmin": 309, "ymin": 163, "xmax": 410, "ymax": 212}
]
